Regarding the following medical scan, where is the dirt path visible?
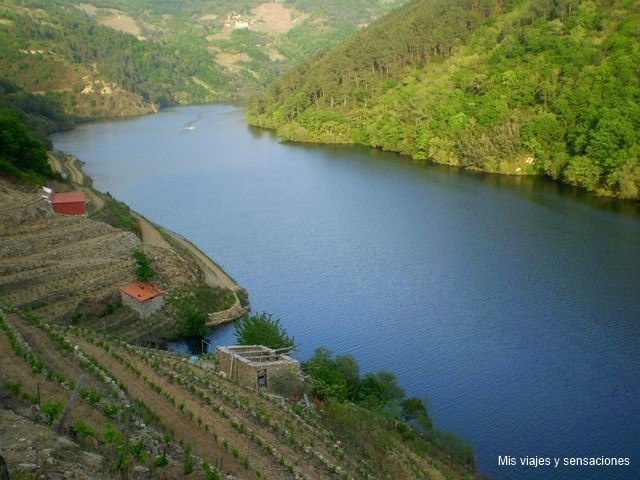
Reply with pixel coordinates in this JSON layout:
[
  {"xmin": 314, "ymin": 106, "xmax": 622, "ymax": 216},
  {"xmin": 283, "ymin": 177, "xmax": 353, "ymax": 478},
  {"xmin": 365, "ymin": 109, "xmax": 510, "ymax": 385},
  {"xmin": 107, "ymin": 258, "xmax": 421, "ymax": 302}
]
[
  {"xmin": 132, "ymin": 212, "xmax": 173, "ymax": 250},
  {"xmin": 165, "ymin": 230, "xmax": 239, "ymax": 291},
  {"xmin": 47, "ymin": 153, "xmax": 105, "ymax": 211}
]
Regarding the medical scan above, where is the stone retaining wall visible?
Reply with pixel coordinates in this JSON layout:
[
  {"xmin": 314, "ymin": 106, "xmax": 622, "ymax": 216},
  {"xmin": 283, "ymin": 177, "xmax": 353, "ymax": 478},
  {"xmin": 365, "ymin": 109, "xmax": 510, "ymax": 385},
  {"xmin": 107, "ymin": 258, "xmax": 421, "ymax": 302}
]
[{"xmin": 207, "ymin": 294, "xmax": 248, "ymax": 326}]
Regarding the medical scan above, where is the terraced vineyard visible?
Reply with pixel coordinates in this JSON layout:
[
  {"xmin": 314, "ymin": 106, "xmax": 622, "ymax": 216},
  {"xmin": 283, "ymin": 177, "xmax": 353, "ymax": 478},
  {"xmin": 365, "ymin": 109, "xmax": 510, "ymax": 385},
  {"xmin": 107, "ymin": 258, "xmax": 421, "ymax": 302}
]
[
  {"xmin": 0, "ymin": 188, "xmax": 140, "ymax": 322},
  {"xmin": 0, "ymin": 183, "xmax": 478, "ymax": 479},
  {"xmin": 1, "ymin": 307, "xmax": 478, "ymax": 480},
  {"xmin": 0, "ymin": 180, "xmax": 238, "ymax": 343}
]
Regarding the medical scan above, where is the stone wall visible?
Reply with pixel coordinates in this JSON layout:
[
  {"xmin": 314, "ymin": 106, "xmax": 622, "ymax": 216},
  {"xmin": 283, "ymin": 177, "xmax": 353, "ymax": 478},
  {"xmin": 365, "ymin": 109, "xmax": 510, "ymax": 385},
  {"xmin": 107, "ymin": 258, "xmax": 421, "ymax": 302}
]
[
  {"xmin": 121, "ymin": 293, "xmax": 164, "ymax": 318},
  {"xmin": 216, "ymin": 346, "xmax": 300, "ymax": 390},
  {"xmin": 207, "ymin": 294, "xmax": 248, "ymax": 326}
]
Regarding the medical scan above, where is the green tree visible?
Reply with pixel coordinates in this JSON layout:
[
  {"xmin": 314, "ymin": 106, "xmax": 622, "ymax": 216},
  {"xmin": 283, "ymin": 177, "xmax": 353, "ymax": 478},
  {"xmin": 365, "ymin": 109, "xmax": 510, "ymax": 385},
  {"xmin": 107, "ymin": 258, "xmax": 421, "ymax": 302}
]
[
  {"xmin": 131, "ymin": 249, "xmax": 155, "ymax": 281},
  {"xmin": 356, "ymin": 371, "xmax": 405, "ymax": 410},
  {"xmin": 181, "ymin": 303, "xmax": 208, "ymax": 337},
  {"xmin": 233, "ymin": 312, "xmax": 295, "ymax": 350},
  {"xmin": 0, "ymin": 107, "xmax": 53, "ymax": 182}
]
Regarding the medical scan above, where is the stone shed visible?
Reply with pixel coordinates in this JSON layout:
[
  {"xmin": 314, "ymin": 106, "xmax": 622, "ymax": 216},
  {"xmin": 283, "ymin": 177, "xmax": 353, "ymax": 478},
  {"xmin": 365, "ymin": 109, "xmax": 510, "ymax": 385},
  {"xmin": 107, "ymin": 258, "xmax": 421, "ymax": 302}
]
[
  {"xmin": 119, "ymin": 282, "xmax": 165, "ymax": 318},
  {"xmin": 216, "ymin": 345, "xmax": 300, "ymax": 390}
]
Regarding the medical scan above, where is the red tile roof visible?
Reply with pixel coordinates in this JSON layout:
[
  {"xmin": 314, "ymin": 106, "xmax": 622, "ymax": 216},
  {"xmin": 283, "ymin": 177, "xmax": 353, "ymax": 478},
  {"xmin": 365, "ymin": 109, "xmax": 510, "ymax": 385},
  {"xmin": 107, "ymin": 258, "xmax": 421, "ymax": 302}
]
[
  {"xmin": 50, "ymin": 192, "xmax": 86, "ymax": 204},
  {"xmin": 120, "ymin": 282, "xmax": 165, "ymax": 302}
]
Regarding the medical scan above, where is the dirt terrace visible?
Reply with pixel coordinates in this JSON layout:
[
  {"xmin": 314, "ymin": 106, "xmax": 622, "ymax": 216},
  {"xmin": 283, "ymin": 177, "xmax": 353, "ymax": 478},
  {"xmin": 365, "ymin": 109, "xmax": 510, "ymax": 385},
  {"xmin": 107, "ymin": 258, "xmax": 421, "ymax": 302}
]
[{"xmin": 0, "ymin": 184, "xmax": 139, "ymax": 321}]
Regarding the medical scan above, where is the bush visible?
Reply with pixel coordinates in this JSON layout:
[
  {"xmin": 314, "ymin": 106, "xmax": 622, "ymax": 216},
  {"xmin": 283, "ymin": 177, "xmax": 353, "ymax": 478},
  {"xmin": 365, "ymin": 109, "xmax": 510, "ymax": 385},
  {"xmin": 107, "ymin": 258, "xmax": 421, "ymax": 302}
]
[
  {"xmin": 92, "ymin": 196, "xmax": 141, "ymax": 236},
  {"xmin": 73, "ymin": 421, "xmax": 95, "ymax": 438},
  {"xmin": 268, "ymin": 370, "xmax": 306, "ymax": 399},
  {"xmin": 154, "ymin": 452, "xmax": 168, "ymax": 468},
  {"xmin": 132, "ymin": 249, "xmax": 155, "ymax": 281},
  {"xmin": 103, "ymin": 423, "xmax": 123, "ymax": 444},
  {"xmin": 203, "ymin": 460, "xmax": 221, "ymax": 480},
  {"xmin": 4, "ymin": 379, "xmax": 22, "ymax": 396},
  {"xmin": 170, "ymin": 285, "xmax": 236, "ymax": 314},
  {"xmin": 42, "ymin": 401, "xmax": 62, "ymax": 425},
  {"xmin": 183, "ymin": 444, "xmax": 194, "ymax": 475},
  {"xmin": 234, "ymin": 312, "xmax": 295, "ymax": 350},
  {"xmin": 130, "ymin": 439, "xmax": 148, "ymax": 461}
]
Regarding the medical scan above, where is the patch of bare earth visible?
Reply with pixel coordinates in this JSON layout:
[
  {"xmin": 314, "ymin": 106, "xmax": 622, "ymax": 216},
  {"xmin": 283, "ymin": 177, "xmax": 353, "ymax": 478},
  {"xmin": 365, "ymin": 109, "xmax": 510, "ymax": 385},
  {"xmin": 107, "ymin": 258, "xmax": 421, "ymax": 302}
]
[
  {"xmin": 213, "ymin": 52, "xmax": 250, "ymax": 72},
  {"xmin": 75, "ymin": 4, "xmax": 141, "ymax": 36},
  {"xmin": 250, "ymin": 2, "xmax": 309, "ymax": 34}
]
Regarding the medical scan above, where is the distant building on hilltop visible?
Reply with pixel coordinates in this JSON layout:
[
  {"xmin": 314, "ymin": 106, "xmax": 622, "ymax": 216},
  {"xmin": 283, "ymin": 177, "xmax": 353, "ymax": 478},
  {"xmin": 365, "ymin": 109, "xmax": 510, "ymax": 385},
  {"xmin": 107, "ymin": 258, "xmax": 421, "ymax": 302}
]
[
  {"xmin": 216, "ymin": 345, "xmax": 300, "ymax": 390},
  {"xmin": 43, "ymin": 188, "xmax": 86, "ymax": 215},
  {"xmin": 119, "ymin": 282, "xmax": 165, "ymax": 318}
]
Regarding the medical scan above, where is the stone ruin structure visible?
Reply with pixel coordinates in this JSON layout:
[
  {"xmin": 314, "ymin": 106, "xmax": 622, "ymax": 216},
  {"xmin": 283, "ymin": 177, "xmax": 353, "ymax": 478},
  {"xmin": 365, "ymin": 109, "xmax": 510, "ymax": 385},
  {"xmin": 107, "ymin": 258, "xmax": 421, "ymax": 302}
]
[{"xmin": 216, "ymin": 345, "xmax": 300, "ymax": 390}]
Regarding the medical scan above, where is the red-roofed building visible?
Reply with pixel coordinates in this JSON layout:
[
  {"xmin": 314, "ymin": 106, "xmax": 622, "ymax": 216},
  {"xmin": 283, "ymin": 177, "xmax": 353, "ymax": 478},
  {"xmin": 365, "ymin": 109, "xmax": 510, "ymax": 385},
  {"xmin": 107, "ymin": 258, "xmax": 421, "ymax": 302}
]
[
  {"xmin": 49, "ymin": 191, "xmax": 86, "ymax": 215},
  {"xmin": 120, "ymin": 282, "xmax": 165, "ymax": 318}
]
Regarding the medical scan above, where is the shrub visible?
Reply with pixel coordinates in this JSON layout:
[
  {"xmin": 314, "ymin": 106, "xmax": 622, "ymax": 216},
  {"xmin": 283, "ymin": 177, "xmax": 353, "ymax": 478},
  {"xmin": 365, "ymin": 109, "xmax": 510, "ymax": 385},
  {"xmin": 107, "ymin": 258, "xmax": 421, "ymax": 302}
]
[
  {"xmin": 268, "ymin": 370, "xmax": 306, "ymax": 399},
  {"xmin": 42, "ymin": 401, "xmax": 62, "ymax": 426},
  {"xmin": 183, "ymin": 444, "xmax": 194, "ymax": 475},
  {"xmin": 4, "ymin": 379, "xmax": 22, "ymax": 396},
  {"xmin": 180, "ymin": 303, "xmax": 208, "ymax": 337},
  {"xmin": 87, "ymin": 389, "xmax": 102, "ymax": 406},
  {"xmin": 130, "ymin": 439, "xmax": 147, "ymax": 461},
  {"xmin": 73, "ymin": 421, "xmax": 95, "ymax": 438},
  {"xmin": 154, "ymin": 452, "xmax": 168, "ymax": 467},
  {"xmin": 203, "ymin": 460, "xmax": 221, "ymax": 480},
  {"xmin": 103, "ymin": 423, "xmax": 123, "ymax": 444},
  {"xmin": 132, "ymin": 249, "xmax": 155, "ymax": 281}
]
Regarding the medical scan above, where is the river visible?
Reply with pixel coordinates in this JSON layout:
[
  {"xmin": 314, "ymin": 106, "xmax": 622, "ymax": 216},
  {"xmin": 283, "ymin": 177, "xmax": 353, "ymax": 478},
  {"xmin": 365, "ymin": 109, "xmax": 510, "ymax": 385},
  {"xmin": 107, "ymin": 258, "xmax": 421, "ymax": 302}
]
[{"xmin": 52, "ymin": 104, "xmax": 640, "ymax": 480}]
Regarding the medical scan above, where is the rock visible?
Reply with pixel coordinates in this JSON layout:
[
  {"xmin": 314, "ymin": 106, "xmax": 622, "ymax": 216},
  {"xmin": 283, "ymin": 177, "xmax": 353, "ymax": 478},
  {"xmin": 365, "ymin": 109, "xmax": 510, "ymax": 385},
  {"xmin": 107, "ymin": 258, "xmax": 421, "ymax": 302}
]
[
  {"xmin": 81, "ymin": 452, "xmax": 103, "ymax": 469},
  {"xmin": 56, "ymin": 437, "xmax": 79, "ymax": 450},
  {"xmin": 133, "ymin": 465, "xmax": 149, "ymax": 474},
  {"xmin": 17, "ymin": 463, "xmax": 38, "ymax": 471}
]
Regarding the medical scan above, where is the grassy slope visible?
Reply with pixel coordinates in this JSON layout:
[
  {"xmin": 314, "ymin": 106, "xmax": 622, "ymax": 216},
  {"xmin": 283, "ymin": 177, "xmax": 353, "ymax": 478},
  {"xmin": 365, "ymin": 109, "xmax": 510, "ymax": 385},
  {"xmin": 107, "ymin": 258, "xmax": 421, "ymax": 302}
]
[{"xmin": 249, "ymin": 0, "xmax": 640, "ymax": 199}]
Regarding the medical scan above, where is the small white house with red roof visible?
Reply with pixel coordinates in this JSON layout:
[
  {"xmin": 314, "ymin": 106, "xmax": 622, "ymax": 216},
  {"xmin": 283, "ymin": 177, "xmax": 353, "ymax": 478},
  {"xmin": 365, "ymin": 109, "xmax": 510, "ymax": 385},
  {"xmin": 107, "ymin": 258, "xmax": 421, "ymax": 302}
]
[{"xmin": 119, "ymin": 282, "xmax": 165, "ymax": 318}]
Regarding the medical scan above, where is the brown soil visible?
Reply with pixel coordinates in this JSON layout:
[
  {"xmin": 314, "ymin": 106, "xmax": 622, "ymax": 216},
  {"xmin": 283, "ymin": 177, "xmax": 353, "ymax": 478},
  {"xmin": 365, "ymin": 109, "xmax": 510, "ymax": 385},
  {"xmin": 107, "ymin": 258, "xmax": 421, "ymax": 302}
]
[
  {"xmin": 76, "ymin": 4, "xmax": 141, "ymax": 36},
  {"xmin": 0, "ymin": 192, "xmax": 139, "ymax": 322},
  {"xmin": 70, "ymin": 335, "xmax": 253, "ymax": 478},
  {"xmin": 8, "ymin": 314, "xmax": 107, "ymax": 395},
  {"xmin": 250, "ymin": 3, "xmax": 308, "ymax": 35},
  {"xmin": 0, "ymin": 316, "xmax": 108, "ymax": 438},
  {"xmin": 0, "ymin": 408, "xmax": 117, "ymax": 480}
]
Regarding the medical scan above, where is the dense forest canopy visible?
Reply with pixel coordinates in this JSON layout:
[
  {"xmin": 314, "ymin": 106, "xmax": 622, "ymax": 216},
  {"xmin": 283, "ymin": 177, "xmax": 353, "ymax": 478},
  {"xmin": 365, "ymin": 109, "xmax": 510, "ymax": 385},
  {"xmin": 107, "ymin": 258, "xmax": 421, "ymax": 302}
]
[
  {"xmin": 0, "ymin": 0, "xmax": 409, "ymax": 119},
  {"xmin": 248, "ymin": 0, "xmax": 640, "ymax": 199},
  {"xmin": 0, "ymin": 106, "xmax": 56, "ymax": 183}
]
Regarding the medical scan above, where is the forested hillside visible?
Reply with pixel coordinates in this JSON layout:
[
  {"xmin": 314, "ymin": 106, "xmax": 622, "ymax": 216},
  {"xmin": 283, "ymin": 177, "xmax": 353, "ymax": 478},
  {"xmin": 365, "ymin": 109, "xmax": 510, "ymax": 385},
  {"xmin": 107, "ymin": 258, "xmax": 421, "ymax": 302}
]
[
  {"xmin": 248, "ymin": 0, "xmax": 640, "ymax": 199},
  {"xmin": 0, "ymin": 0, "xmax": 407, "ymax": 119}
]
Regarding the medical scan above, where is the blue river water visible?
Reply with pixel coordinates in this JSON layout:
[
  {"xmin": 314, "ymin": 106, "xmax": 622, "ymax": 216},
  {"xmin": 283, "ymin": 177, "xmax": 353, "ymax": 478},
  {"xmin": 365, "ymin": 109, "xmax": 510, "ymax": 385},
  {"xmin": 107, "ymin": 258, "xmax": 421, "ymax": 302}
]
[{"xmin": 52, "ymin": 104, "xmax": 640, "ymax": 480}]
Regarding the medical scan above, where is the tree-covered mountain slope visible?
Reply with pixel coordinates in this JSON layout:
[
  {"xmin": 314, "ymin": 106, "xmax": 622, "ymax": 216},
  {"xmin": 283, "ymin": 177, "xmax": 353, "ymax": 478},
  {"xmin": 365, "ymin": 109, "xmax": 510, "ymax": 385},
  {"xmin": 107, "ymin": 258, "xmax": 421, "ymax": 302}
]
[
  {"xmin": 0, "ymin": 0, "xmax": 408, "ymax": 119},
  {"xmin": 248, "ymin": 0, "xmax": 640, "ymax": 199}
]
